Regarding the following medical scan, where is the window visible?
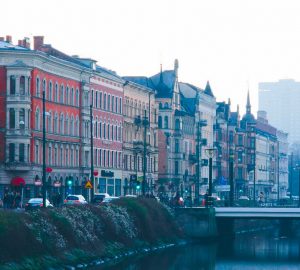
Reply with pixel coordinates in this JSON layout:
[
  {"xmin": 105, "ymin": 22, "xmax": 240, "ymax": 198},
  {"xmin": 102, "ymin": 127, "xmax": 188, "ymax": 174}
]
[
  {"xmin": 48, "ymin": 146, "xmax": 52, "ymax": 165},
  {"xmin": 9, "ymin": 108, "xmax": 15, "ymax": 129},
  {"xmin": 65, "ymin": 116, "xmax": 69, "ymax": 135},
  {"xmin": 9, "ymin": 75, "xmax": 16, "ymax": 95},
  {"xmin": 115, "ymin": 97, "xmax": 118, "ymax": 113},
  {"xmin": 70, "ymin": 87, "xmax": 74, "ymax": 105},
  {"xmin": 36, "ymin": 77, "xmax": 40, "ymax": 97},
  {"xmin": 115, "ymin": 179, "xmax": 121, "ymax": 197},
  {"xmin": 164, "ymin": 116, "xmax": 169, "ymax": 129},
  {"xmin": 175, "ymin": 119, "xmax": 180, "ymax": 130},
  {"xmin": 19, "ymin": 109, "xmax": 25, "ymax": 129},
  {"xmin": 175, "ymin": 161, "xmax": 179, "ymax": 175},
  {"xmin": 107, "ymin": 124, "xmax": 110, "ymax": 140},
  {"xmin": 75, "ymin": 117, "xmax": 79, "ymax": 136},
  {"xmin": 20, "ymin": 76, "xmax": 25, "ymax": 95},
  {"xmin": 35, "ymin": 144, "xmax": 39, "ymax": 164},
  {"xmin": 119, "ymin": 97, "xmax": 122, "ymax": 114},
  {"xmin": 103, "ymin": 150, "xmax": 106, "ymax": 167},
  {"xmin": 238, "ymin": 134, "xmax": 243, "ymax": 145},
  {"xmin": 107, "ymin": 178, "xmax": 114, "ymax": 195},
  {"xmin": 103, "ymin": 123, "xmax": 106, "ymax": 139},
  {"xmin": 70, "ymin": 116, "xmax": 74, "ymax": 136},
  {"xmin": 49, "ymin": 81, "xmax": 52, "ymax": 101},
  {"xmin": 99, "ymin": 92, "xmax": 102, "ymax": 109},
  {"xmin": 112, "ymin": 96, "xmax": 115, "ymax": 112},
  {"xmin": 95, "ymin": 92, "xmax": 98, "ymax": 108},
  {"xmin": 99, "ymin": 178, "xmax": 106, "ymax": 193},
  {"xmin": 18, "ymin": 143, "xmax": 25, "ymax": 162},
  {"xmin": 175, "ymin": 139, "xmax": 179, "ymax": 153},
  {"xmin": 43, "ymin": 79, "xmax": 46, "ymax": 97},
  {"xmin": 48, "ymin": 112, "xmax": 52, "ymax": 132},
  {"xmin": 54, "ymin": 113, "xmax": 58, "ymax": 133},
  {"xmin": 108, "ymin": 95, "xmax": 111, "ymax": 111},
  {"xmin": 66, "ymin": 86, "xmax": 69, "ymax": 104},
  {"xmin": 54, "ymin": 83, "xmax": 58, "ymax": 102},
  {"xmin": 76, "ymin": 89, "xmax": 79, "ymax": 106},
  {"xmin": 60, "ymin": 85, "xmax": 64, "ymax": 103},
  {"xmin": 9, "ymin": 143, "xmax": 15, "ymax": 162},
  {"xmin": 54, "ymin": 147, "xmax": 58, "ymax": 165},
  {"xmin": 35, "ymin": 108, "xmax": 40, "ymax": 130},
  {"xmin": 103, "ymin": 93, "xmax": 107, "ymax": 110},
  {"xmin": 60, "ymin": 114, "xmax": 64, "ymax": 134},
  {"xmin": 158, "ymin": 116, "xmax": 162, "ymax": 128}
]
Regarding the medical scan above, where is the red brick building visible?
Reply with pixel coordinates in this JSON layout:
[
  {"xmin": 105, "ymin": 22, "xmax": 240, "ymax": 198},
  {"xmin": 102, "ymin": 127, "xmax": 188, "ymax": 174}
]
[{"xmin": 0, "ymin": 36, "xmax": 124, "ymax": 199}]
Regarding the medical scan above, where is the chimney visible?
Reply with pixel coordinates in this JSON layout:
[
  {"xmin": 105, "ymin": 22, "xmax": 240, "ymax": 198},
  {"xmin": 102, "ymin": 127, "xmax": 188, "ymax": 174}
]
[
  {"xmin": 0, "ymin": 37, "xmax": 4, "ymax": 41},
  {"xmin": 6, "ymin": 35, "xmax": 12, "ymax": 43},
  {"xmin": 34, "ymin": 36, "xmax": 44, "ymax": 50},
  {"xmin": 18, "ymin": 40, "xmax": 23, "ymax": 46},
  {"xmin": 23, "ymin": 37, "xmax": 30, "ymax": 49}
]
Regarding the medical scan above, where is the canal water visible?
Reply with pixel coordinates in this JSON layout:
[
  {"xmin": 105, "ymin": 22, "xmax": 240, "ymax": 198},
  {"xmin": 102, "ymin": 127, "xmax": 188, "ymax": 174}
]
[{"xmin": 93, "ymin": 229, "xmax": 300, "ymax": 270}]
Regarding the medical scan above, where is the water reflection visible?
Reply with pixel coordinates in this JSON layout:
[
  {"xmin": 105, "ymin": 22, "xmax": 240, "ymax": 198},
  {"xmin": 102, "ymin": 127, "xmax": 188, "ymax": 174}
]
[{"xmin": 96, "ymin": 230, "xmax": 300, "ymax": 270}]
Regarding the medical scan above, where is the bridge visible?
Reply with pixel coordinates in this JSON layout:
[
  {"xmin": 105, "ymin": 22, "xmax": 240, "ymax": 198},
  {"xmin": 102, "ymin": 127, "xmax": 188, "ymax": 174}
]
[
  {"xmin": 175, "ymin": 207, "xmax": 300, "ymax": 238},
  {"xmin": 215, "ymin": 207, "xmax": 300, "ymax": 218}
]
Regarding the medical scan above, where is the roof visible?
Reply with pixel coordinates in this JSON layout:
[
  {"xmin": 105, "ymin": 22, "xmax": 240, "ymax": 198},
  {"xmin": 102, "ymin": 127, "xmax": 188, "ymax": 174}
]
[
  {"xmin": 204, "ymin": 81, "xmax": 214, "ymax": 97},
  {"xmin": 0, "ymin": 40, "xmax": 29, "ymax": 51}
]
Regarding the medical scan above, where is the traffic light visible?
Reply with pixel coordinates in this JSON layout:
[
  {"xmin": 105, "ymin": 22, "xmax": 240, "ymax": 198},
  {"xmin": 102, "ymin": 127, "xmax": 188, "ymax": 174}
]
[
  {"xmin": 136, "ymin": 184, "xmax": 141, "ymax": 190},
  {"xmin": 67, "ymin": 177, "xmax": 73, "ymax": 186}
]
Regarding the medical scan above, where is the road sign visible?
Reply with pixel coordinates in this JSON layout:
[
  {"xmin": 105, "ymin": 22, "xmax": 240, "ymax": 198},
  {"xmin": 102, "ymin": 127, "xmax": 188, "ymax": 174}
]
[
  {"xmin": 85, "ymin": 180, "xmax": 93, "ymax": 189},
  {"xmin": 215, "ymin": 185, "xmax": 230, "ymax": 192}
]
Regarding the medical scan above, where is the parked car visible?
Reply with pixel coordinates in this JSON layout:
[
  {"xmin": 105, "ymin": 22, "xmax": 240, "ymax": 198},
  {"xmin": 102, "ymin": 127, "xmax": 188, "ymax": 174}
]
[
  {"xmin": 125, "ymin": 194, "xmax": 138, "ymax": 198},
  {"xmin": 92, "ymin": 193, "xmax": 111, "ymax": 204},
  {"xmin": 25, "ymin": 198, "xmax": 53, "ymax": 210},
  {"xmin": 64, "ymin": 195, "xmax": 87, "ymax": 205},
  {"xmin": 100, "ymin": 196, "xmax": 119, "ymax": 204}
]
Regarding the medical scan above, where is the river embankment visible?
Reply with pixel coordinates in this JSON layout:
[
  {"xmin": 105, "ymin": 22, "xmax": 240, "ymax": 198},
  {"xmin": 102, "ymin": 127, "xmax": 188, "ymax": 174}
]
[{"xmin": 0, "ymin": 198, "xmax": 183, "ymax": 270}]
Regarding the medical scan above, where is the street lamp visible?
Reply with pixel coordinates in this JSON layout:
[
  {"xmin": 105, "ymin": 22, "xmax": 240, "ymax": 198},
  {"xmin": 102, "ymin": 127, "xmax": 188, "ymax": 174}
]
[
  {"xmin": 42, "ymin": 88, "xmax": 50, "ymax": 208},
  {"xmin": 205, "ymin": 147, "xmax": 216, "ymax": 206},
  {"xmin": 229, "ymin": 149, "xmax": 234, "ymax": 207},
  {"xmin": 90, "ymin": 104, "xmax": 95, "ymax": 202}
]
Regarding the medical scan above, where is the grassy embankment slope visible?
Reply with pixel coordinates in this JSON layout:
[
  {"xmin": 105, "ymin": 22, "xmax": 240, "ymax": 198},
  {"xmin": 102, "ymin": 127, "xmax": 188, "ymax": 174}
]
[{"xmin": 0, "ymin": 198, "xmax": 182, "ymax": 269}]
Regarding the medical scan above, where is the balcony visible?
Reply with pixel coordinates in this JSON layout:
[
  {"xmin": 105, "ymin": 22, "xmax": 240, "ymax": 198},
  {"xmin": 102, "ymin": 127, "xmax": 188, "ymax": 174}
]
[
  {"xmin": 6, "ymin": 128, "xmax": 30, "ymax": 137},
  {"xmin": 5, "ymin": 161, "xmax": 32, "ymax": 171},
  {"xmin": 7, "ymin": 94, "xmax": 31, "ymax": 103}
]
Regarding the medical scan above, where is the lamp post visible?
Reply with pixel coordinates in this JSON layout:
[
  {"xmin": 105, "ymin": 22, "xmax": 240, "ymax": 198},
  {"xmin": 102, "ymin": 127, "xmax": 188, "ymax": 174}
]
[
  {"xmin": 90, "ymin": 104, "xmax": 95, "ymax": 202},
  {"xmin": 142, "ymin": 110, "xmax": 149, "ymax": 196},
  {"xmin": 229, "ymin": 150, "xmax": 234, "ymax": 207},
  {"xmin": 42, "ymin": 88, "xmax": 47, "ymax": 208},
  {"xmin": 205, "ymin": 148, "xmax": 216, "ymax": 206}
]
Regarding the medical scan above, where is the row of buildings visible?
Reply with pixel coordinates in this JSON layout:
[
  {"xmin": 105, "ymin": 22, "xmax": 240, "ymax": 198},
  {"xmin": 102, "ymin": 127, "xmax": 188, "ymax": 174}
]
[{"xmin": 0, "ymin": 35, "xmax": 289, "ymax": 201}]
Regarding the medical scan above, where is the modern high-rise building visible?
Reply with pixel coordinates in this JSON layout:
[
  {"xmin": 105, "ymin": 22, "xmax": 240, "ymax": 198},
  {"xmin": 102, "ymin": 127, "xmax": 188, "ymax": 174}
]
[{"xmin": 259, "ymin": 79, "xmax": 300, "ymax": 143}]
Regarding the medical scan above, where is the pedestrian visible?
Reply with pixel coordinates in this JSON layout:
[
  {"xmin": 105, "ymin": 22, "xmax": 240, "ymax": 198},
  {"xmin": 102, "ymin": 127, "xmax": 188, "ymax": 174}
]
[{"xmin": 2, "ymin": 193, "xmax": 9, "ymax": 209}]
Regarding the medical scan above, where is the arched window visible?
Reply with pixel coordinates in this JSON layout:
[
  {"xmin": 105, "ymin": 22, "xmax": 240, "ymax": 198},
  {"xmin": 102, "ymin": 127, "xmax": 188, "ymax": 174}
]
[
  {"xmin": 70, "ymin": 116, "xmax": 74, "ymax": 136},
  {"xmin": 159, "ymin": 103, "xmax": 163, "ymax": 109},
  {"xmin": 49, "ymin": 81, "xmax": 52, "ymax": 101},
  {"xmin": 95, "ymin": 92, "xmax": 98, "ymax": 108},
  {"xmin": 60, "ymin": 114, "xmax": 64, "ymax": 134},
  {"xmin": 164, "ymin": 116, "xmax": 169, "ymax": 129},
  {"xmin": 54, "ymin": 113, "xmax": 58, "ymax": 133},
  {"xmin": 35, "ymin": 108, "xmax": 40, "ymax": 130},
  {"xmin": 36, "ymin": 77, "xmax": 40, "ymax": 97},
  {"xmin": 20, "ymin": 76, "xmax": 25, "ymax": 95},
  {"xmin": 66, "ymin": 86, "xmax": 69, "ymax": 104},
  {"xmin": 103, "ymin": 93, "xmax": 107, "ymax": 110},
  {"xmin": 108, "ymin": 95, "xmax": 111, "ymax": 111},
  {"xmin": 60, "ymin": 84, "xmax": 64, "ymax": 103},
  {"xmin": 70, "ymin": 87, "xmax": 74, "ymax": 105},
  {"xmin": 119, "ymin": 97, "xmax": 122, "ymax": 114},
  {"xmin": 164, "ymin": 102, "xmax": 169, "ymax": 109},
  {"xmin": 65, "ymin": 115, "xmax": 69, "ymax": 135},
  {"xmin": 43, "ymin": 79, "xmax": 46, "ymax": 97},
  {"xmin": 9, "ymin": 108, "xmax": 15, "ymax": 129},
  {"xmin": 9, "ymin": 143, "xmax": 15, "ymax": 162},
  {"xmin": 76, "ymin": 89, "xmax": 79, "ymax": 106},
  {"xmin": 75, "ymin": 116, "xmax": 79, "ymax": 136},
  {"xmin": 95, "ymin": 118, "xmax": 98, "ymax": 137},
  {"xmin": 115, "ymin": 97, "xmax": 118, "ymax": 113},
  {"xmin": 54, "ymin": 83, "xmax": 58, "ymax": 102},
  {"xmin": 158, "ymin": 116, "xmax": 162, "ymax": 128},
  {"xmin": 48, "ymin": 111, "xmax": 52, "ymax": 132},
  {"xmin": 103, "ymin": 122, "xmax": 106, "ymax": 139},
  {"xmin": 99, "ymin": 92, "xmax": 103, "ymax": 109}
]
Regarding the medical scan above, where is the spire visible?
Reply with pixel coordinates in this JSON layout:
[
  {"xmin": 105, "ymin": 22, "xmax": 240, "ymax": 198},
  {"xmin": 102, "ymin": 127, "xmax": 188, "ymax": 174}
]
[
  {"xmin": 159, "ymin": 64, "xmax": 163, "ymax": 83},
  {"xmin": 237, "ymin": 104, "xmax": 240, "ymax": 115},
  {"xmin": 204, "ymin": 81, "xmax": 214, "ymax": 97},
  {"xmin": 174, "ymin": 59, "xmax": 179, "ymax": 78},
  {"xmin": 246, "ymin": 90, "xmax": 251, "ymax": 114}
]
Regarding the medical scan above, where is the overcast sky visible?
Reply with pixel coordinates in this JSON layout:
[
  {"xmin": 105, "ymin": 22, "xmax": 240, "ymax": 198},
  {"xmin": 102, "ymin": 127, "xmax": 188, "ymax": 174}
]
[{"xmin": 2, "ymin": 0, "xmax": 300, "ymax": 116}]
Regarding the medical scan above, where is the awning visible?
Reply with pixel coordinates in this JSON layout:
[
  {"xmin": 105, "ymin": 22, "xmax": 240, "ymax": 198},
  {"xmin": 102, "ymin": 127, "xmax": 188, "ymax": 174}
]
[{"xmin": 11, "ymin": 177, "xmax": 26, "ymax": 186}]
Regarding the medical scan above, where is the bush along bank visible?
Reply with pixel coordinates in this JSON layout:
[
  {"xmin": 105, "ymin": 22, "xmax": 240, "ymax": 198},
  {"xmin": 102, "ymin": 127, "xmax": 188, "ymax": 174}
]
[{"xmin": 0, "ymin": 198, "xmax": 183, "ymax": 270}]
